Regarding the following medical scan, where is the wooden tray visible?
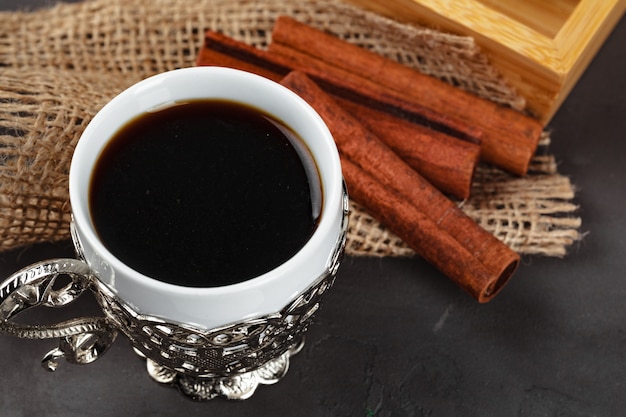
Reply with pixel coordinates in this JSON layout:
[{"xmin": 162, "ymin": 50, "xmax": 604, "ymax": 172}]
[{"xmin": 345, "ymin": 0, "xmax": 626, "ymax": 123}]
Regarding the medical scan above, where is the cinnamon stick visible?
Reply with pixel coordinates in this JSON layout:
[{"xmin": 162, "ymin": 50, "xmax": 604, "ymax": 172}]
[
  {"xmin": 197, "ymin": 31, "xmax": 480, "ymax": 199},
  {"xmin": 198, "ymin": 31, "xmax": 482, "ymax": 143},
  {"xmin": 336, "ymin": 97, "xmax": 479, "ymax": 199},
  {"xmin": 264, "ymin": 38, "xmax": 484, "ymax": 146},
  {"xmin": 341, "ymin": 158, "xmax": 499, "ymax": 299},
  {"xmin": 270, "ymin": 16, "xmax": 544, "ymax": 176},
  {"xmin": 280, "ymin": 71, "xmax": 519, "ymax": 302}
]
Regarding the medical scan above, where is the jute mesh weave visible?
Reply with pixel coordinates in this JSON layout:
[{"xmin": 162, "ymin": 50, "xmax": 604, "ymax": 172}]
[{"xmin": 0, "ymin": 0, "xmax": 581, "ymax": 257}]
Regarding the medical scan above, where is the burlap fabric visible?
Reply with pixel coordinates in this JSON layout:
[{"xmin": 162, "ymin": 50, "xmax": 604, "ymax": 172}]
[{"xmin": 0, "ymin": 0, "xmax": 581, "ymax": 257}]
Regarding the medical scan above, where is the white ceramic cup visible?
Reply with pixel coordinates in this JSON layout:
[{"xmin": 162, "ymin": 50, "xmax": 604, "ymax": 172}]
[
  {"xmin": 69, "ymin": 66, "xmax": 346, "ymax": 331},
  {"xmin": 0, "ymin": 66, "xmax": 347, "ymax": 399}
]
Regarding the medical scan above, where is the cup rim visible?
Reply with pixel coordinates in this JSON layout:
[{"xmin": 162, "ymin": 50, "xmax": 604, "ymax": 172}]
[{"xmin": 69, "ymin": 67, "xmax": 343, "ymax": 302}]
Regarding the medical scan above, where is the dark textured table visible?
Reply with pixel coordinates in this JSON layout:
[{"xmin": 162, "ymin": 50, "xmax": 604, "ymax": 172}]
[{"xmin": 1, "ymin": 1, "xmax": 625, "ymax": 416}]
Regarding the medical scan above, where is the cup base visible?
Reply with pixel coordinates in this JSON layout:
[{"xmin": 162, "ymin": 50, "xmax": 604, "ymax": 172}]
[{"xmin": 136, "ymin": 338, "xmax": 304, "ymax": 400}]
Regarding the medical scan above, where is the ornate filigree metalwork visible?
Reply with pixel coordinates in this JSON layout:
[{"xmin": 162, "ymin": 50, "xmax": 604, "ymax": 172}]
[
  {"xmin": 0, "ymin": 183, "xmax": 348, "ymax": 400},
  {"xmin": 95, "ymin": 265, "xmax": 335, "ymax": 377},
  {"xmin": 0, "ymin": 256, "xmax": 340, "ymax": 399}
]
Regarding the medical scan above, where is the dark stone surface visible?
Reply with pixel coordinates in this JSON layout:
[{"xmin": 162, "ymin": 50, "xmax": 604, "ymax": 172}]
[{"xmin": 1, "ymin": 2, "xmax": 625, "ymax": 416}]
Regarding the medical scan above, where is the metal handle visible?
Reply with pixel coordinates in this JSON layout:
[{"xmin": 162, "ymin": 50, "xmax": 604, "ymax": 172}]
[{"xmin": 0, "ymin": 259, "xmax": 117, "ymax": 371}]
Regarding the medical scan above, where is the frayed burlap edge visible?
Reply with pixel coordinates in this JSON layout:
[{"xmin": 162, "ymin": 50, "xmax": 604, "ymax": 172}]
[{"xmin": 0, "ymin": 0, "xmax": 581, "ymax": 257}]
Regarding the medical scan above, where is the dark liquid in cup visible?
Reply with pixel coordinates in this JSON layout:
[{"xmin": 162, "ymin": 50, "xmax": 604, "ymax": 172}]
[{"xmin": 89, "ymin": 99, "xmax": 322, "ymax": 287}]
